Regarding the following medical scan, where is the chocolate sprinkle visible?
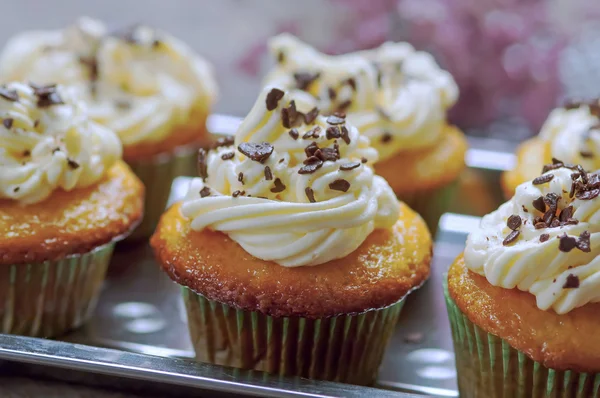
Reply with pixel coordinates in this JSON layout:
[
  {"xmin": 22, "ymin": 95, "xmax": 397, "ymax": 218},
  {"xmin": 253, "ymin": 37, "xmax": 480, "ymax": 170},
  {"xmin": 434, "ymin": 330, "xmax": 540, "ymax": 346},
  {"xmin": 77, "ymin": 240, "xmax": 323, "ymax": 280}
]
[
  {"xmin": 507, "ymin": 215, "xmax": 522, "ymax": 230},
  {"xmin": 264, "ymin": 166, "xmax": 273, "ymax": 181},
  {"xmin": 238, "ymin": 172, "xmax": 244, "ymax": 184},
  {"xmin": 288, "ymin": 128, "xmax": 299, "ymax": 140},
  {"xmin": 238, "ymin": 142, "xmax": 274, "ymax": 163},
  {"xmin": 315, "ymin": 147, "xmax": 339, "ymax": 162},
  {"xmin": 33, "ymin": 84, "xmax": 64, "ymax": 108},
  {"xmin": 534, "ymin": 222, "xmax": 548, "ymax": 230},
  {"xmin": 361, "ymin": 157, "xmax": 368, "ymax": 163},
  {"xmin": 265, "ymin": 88, "xmax": 285, "ymax": 111},
  {"xmin": 532, "ymin": 174, "xmax": 554, "ymax": 185},
  {"xmin": 221, "ymin": 152, "xmax": 235, "ymax": 161},
  {"xmin": 340, "ymin": 162, "xmax": 361, "ymax": 171},
  {"xmin": 340, "ymin": 126, "xmax": 351, "ymax": 145},
  {"xmin": 563, "ymin": 274, "xmax": 580, "ymax": 289},
  {"xmin": 298, "ymin": 158, "xmax": 323, "ymax": 174},
  {"xmin": 305, "ymin": 187, "xmax": 316, "ymax": 203},
  {"xmin": 326, "ymin": 126, "xmax": 341, "ymax": 140},
  {"xmin": 328, "ymin": 87, "xmax": 337, "ymax": 100},
  {"xmin": 67, "ymin": 159, "xmax": 80, "ymax": 170},
  {"xmin": 576, "ymin": 188, "xmax": 600, "ymax": 200},
  {"xmin": 540, "ymin": 234, "xmax": 550, "ymax": 242},
  {"xmin": 232, "ymin": 190, "xmax": 243, "ymax": 198},
  {"xmin": 213, "ymin": 136, "xmax": 235, "ymax": 149},
  {"xmin": 522, "ymin": 205, "xmax": 529, "ymax": 213},
  {"xmin": 559, "ymin": 205, "xmax": 573, "ymax": 222},
  {"xmin": 197, "ymin": 149, "xmax": 208, "ymax": 180},
  {"xmin": 270, "ymin": 178, "xmax": 286, "ymax": 193},
  {"xmin": 293, "ymin": 72, "xmax": 320, "ymax": 90},
  {"xmin": 304, "ymin": 142, "xmax": 319, "ymax": 157},
  {"xmin": 329, "ymin": 179, "xmax": 351, "ymax": 192},
  {"xmin": 558, "ymin": 234, "xmax": 578, "ymax": 252},
  {"xmin": 502, "ymin": 230, "xmax": 520, "ymax": 246},
  {"xmin": 577, "ymin": 230, "xmax": 591, "ymax": 253},
  {"xmin": 580, "ymin": 150, "xmax": 594, "ymax": 158},
  {"xmin": 200, "ymin": 187, "xmax": 211, "ymax": 197},
  {"xmin": 2, "ymin": 118, "xmax": 13, "ymax": 129},
  {"xmin": 327, "ymin": 115, "xmax": 346, "ymax": 125},
  {"xmin": 337, "ymin": 100, "xmax": 352, "ymax": 111},
  {"xmin": 13, "ymin": 187, "xmax": 19, "ymax": 193},
  {"xmin": 532, "ymin": 196, "xmax": 546, "ymax": 213},
  {"xmin": 304, "ymin": 107, "xmax": 319, "ymax": 124},
  {"xmin": 281, "ymin": 100, "xmax": 298, "ymax": 128},
  {"xmin": 0, "ymin": 87, "xmax": 19, "ymax": 102},
  {"xmin": 381, "ymin": 132, "xmax": 393, "ymax": 143}
]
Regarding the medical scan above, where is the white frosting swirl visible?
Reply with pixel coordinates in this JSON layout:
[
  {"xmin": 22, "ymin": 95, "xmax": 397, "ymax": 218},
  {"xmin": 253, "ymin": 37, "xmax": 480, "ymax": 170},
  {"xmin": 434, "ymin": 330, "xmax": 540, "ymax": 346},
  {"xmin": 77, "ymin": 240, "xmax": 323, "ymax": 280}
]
[
  {"xmin": 0, "ymin": 82, "xmax": 122, "ymax": 204},
  {"xmin": 181, "ymin": 86, "xmax": 400, "ymax": 267},
  {"xmin": 0, "ymin": 17, "xmax": 218, "ymax": 147},
  {"xmin": 266, "ymin": 34, "xmax": 458, "ymax": 161},
  {"xmin": 465, "ymin": 167, "xmax": 600, "ymax": 314},
  {"xmin": 540, "ymin": 104, "xmax": 600, "ymax": 171}
]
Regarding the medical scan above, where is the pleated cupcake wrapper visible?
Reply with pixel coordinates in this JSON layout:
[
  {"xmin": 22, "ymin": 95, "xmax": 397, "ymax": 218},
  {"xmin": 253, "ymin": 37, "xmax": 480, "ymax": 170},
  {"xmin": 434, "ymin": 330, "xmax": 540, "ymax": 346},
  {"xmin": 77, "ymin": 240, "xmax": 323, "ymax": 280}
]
[
  {"xmin": 443, "ymin": 280, "xmax": 600, "ymax": 398},
  {"xmin": 125, "ymin": 145, "xmax": 199, "ymax": 242},
  {"xmin": 397, "ymin": 180, "xmax": 458, "ymax": 237},
  {"xmin": 183, "ymin": 287, "xmax": 405, "ymax": 385},
  {"xmin": 0, "ymin": 243, "xmax": 114, "ymax": 338}
]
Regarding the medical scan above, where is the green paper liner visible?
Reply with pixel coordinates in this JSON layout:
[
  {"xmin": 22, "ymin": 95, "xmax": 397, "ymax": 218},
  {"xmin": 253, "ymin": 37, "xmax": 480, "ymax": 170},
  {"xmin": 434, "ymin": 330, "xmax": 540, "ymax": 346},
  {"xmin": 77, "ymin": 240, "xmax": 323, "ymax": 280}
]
[
  {"xmin": 0, "ymin": 243, "xmax": 114, "ymax": 338},
  {"xmin": 125, "ymin": 144, "xmax": 199, "ymax": 242},
  {"xmin": 396, "ymin": 180, "xmax": 458, "ymax": 237},
  {"xmin": 443, "ymin": 279, "xmax": 600, "ymax": 398},
  {"xmin": 183, "ymin": 287, "xmax": 405, "ymax": 385}
]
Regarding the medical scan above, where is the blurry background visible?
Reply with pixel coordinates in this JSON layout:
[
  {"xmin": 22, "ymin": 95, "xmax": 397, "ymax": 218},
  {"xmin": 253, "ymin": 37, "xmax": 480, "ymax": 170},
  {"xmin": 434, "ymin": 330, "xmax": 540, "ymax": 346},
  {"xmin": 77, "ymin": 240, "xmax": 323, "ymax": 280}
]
[{"xmin": 1, "ymin": 0, "xmax": 599, "ymax": 141}]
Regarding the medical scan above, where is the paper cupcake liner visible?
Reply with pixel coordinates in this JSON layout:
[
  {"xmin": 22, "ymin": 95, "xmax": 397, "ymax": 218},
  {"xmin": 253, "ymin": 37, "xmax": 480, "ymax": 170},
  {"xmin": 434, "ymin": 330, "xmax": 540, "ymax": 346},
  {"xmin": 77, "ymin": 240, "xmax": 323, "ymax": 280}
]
[
  {"xmin": 183, "ymin": 287, "xmax": 405, "ymax": 385},
  {"xmin": 0, "ymin": 243, "xmax": 114, "ymax": 338},
  {"xmin": 125, "ymin": 144, "xmax": 199, "ymax": 242},
  {"xmin": 444, "ymin": 280, "xmax": 600, "ymax": 398},
  {"xmin": 397, "ymin": 180, "xmax": 458, "ymax": 237}
]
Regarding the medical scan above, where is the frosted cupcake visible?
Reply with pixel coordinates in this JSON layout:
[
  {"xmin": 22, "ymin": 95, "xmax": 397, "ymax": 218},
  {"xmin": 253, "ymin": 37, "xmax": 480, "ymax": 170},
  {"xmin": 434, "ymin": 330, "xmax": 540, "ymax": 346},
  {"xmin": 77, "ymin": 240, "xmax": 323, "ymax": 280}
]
[
  {"xmin": 152, "ymin": 86, "xmax": 432, "ymax": 384},
  {"xmin": 0, "ymin": 82, "xmax": 144, "ymax": 337},
  {"xmin": 0, "ymin": 17, "xmax": 217, "ymax": 239},
  {"xmin": 503, "ymin": 100, "xmax": 600, "ymax": 198},
  {"xmin": 264, "ymin": 34, "xmax": 467, "ymax": 232},
  {"xmin": 447, "ymin": 161, "xmax": 600, "ymax": 397}
]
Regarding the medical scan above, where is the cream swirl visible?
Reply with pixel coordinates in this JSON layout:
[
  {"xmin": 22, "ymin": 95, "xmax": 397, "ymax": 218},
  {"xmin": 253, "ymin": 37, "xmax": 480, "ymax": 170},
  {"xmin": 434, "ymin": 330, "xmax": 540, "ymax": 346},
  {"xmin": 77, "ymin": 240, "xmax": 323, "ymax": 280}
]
[
  {"xmin": 181, "ymin": 86, "xmax": 400, "ymax": 267},
  {"xmin": 0, "ymin": 17, "xmax": 218, "ymax": 147},
  {"xmin": 266, "ymin": 34, "xmax": 458, "ymax": 161},
  {"xmin": 465, "ymin": 165, "xmax": 600, "ymax": 314},
  {"xmin": 539, "ymin": 102, "xmax": 600, "ymax": 171},
  {"xmin": 0, "ymin": 82, "xmax": 122, "ymax": 204}
]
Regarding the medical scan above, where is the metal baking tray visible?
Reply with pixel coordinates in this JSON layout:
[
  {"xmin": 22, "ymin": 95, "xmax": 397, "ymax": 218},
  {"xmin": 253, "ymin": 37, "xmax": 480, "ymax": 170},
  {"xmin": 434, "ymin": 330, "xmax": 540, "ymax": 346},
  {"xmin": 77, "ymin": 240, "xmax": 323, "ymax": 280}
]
[{"xmin": 0, "ymin": 115, "xmax": 511, "ymax": 397}]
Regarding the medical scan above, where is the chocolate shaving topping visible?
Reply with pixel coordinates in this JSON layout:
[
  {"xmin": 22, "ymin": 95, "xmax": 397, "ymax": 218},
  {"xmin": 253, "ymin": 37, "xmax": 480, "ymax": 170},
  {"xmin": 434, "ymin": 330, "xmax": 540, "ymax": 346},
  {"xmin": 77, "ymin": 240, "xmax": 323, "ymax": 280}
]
[
  {"xmin": 329, "ymin": 179, "xmax": 351, "ymax": 192},
  {"xmin": 264, "ymin": 166, "xmax": 273, "ymax": 181},
  {"xmin": 315, "ymin": 147, "xmax": 339, "ymax": 162},
  {"xmin": 304, "ymin": 107, "xmax": 319, "ymax": 124},
  {"xmin": 522, "ymin": 205, "xmax": 529, "ymax": 213},
  {"xmin": 532, "ymin": 196, "xmax": 546, "ymax": 213},
  {"xmin": 559, "ymin": 205, "xmax": 573, "ymax": 222},
  {"xmin": 327, "ymin": 114, "xmax": 345, "ymax": 125},
  {"xmin": 563, "ymin": 274, "xmax": 580, "ymax": 289},
  {"xmin": 281, "ymin": 100, "xmax": 299, "ymax": 128},
  {"xmin": 304, "ymin": 142, "xmax": 319, "ymax": 157},
  {"xmin": 558, "ymin": 234, "xmax": 578, "ymax": 252},
  {"xmin": 532, "ymin": 174, "xmax": 554, "ymax": 185},
  {"xmin": 502, "ymin": 230, "xmax": 520, "ymax": 246},
  {"xmin": 340, "ymin": 126, "xmax": 351, "ymax": 145},
  {"xmin": 550, "ymin": 219, "xmax": 561, "ymax": 228},
  {"xmin": 265, "ymin": 88, "xmax": 285, "ymax": 111},
  {"xmin": 576, "ymin": 188, "xmax": 600, "ymax": 200},
  {"xmin": 199, "ymin": 187, "xmax": 211, "ymax": 197},
  {"xmin": 213, "ymin": 136, "xmax": 235, "ymax": 149},
  {"xmin": 337, "ymin": 99, "xmax": 352, "ymax": 111},
  {"xmin": 340, "ymin": 162, "xmax": 361, "ymax": 171},
  {"xmin": 221, "ymin": 152, "xmax": 235, "ymax": 160},
  {"xmin": 361, "ymin": 157, "xmax": 368, "ymax": 163},
  {"xmin": 540, "ymin": 233, "xmax": 550, "ymax": 242},
  {"xmin": 571, "ymin": 172, "xmax": 581, "ymax": 180},
  {"xmin": 298, "ymin": 157, "xmax": 323, "ymax": 174},
  {"xmin": 294, "ymin": 72, "xmax": 320, "ymax": 90},
  {"xmin": 381, "ymin": 132, "xmax": 393, "ymax": 143},
  {"xmin": 232, "ymin": 190, "xmax": 243, "ymax": 198},
  {"xmin": 580, "ymin": 150, "xmax": 594, "ymax": 158},
  {"xmin": 23, "ymin": 150, "xmax": 30, "ymax": 157},
  {"xmin": 270, "ymin": 178, "xmax": 286, "ymax": 193},
  {"xmin": 67, "ymin": 159, "xmax": 80, "ymax": 170},
  {"xmin": 507, "ymin": 215, "xmax": 522, "ymax": 230},
  {"xmin": 238, "ymin": 172, "xmax": 244, "ymax": 184},
  {"xmin": 31, "ymin": 83, "xmax": 64, "ymax": 108},
  {"xmin": 346, "ymin": 77, "xmax": 357, "ymax": 91},
  {"xmin": 197, "ymin": 149, "xmax": 208, "ymax": 180},
  {"xmin": 0, "ymin": 87, "xmax": 19, "ymax": 102},
  {"xmin": 238, "ymin": 142, "xmax": 274, "ymax": 163},
  {"xmin": 305, "ymin": 187, "xmax": 316, "ymax": 203},
  {"xmin": 13, "ymin": 187, "xmax": 19, "ymax": 193},
  {"xmin": 577, "ymin": 230, "xmax": 591, "ymax": 252},
  {"xmin": 288, "ymin": 128, "xmax": 299, "ymax": 140},
  {"xmin": 543, "ymin": 209, "xmax": 555, "ymax": 225},
  {"xmin": 326, "ymin": 126, "xmax": 341, "ymax": 140},
  {"xmin": 544, "ymin": 192, "xmax": 560, "ymax": 212},
  {"xmin": 534, "ymin": 222, "xmax": 547, "ymax": 230},
  {"xmin": 2, "ymin": 118, "xmax": 13, "ymax": 129},
  {"xmin": 328, "ymin": 87, "xmax": 337, "ymax": 100}
]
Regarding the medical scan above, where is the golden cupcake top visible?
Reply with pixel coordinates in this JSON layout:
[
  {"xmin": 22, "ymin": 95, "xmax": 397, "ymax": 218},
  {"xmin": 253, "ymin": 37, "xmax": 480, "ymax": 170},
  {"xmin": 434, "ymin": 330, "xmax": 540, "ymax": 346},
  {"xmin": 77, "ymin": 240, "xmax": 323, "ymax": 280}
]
[
  {"xmin": 266, "ymin": 34, "xmax": 458, "ymax": 161},
  {"xmin": 0, "ymin": 17, "xmax": 218, "ymax": 147},
  {"xmin": 465, "ymin": 159, "xmax": 600, "ymax": 314},
  {"xmin": 181, "ymin": 85, "xmax": 400, "ymax": 267},
  {"xmin": 0, "ymin": 82, "xmax": 121, "ymax": 204},
  {"xmin": 539, "ymin": 100, "xmax": 600, "ymax": 171}
]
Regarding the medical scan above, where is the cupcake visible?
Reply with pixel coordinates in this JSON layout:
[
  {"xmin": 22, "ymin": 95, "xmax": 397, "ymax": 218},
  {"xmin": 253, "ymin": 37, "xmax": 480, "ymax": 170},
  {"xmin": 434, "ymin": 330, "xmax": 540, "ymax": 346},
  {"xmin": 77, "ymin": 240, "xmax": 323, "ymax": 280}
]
[
  {"xmin": 503, "ymin": 100, "xmax": 600, "ymax": 198},
  {"xmin": 0, "ymin": 82, "xmax": 144, "ymax": 337},
  {"xmin": 446, "ymin": 161, "xmax": 600, "ymax": 397},
  {"xmin": 151, "ymin": 86, "xmax": 432, "ymax": 384},
  {"xmin": 0, "ymin": 17, "xmax": 218, "ymax": 239},
  {"xmin": 264, "ymin": 34, "xmax": 467, "ymax": 233}
]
